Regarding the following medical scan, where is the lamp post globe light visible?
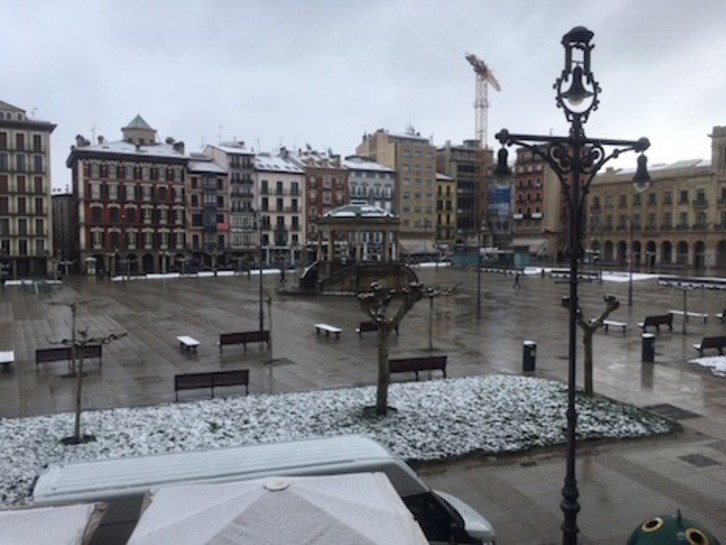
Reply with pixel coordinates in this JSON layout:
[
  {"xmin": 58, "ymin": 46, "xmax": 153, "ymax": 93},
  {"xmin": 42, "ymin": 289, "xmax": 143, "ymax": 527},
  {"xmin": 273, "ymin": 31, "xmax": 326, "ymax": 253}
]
[{"xmin": 495, "ymin": 27, "xmax": 651, "ymax": 544}]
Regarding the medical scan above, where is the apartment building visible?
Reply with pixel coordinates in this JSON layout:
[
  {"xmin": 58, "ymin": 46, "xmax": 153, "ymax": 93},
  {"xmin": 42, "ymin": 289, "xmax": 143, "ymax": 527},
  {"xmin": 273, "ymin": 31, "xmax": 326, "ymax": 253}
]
[
  {"xmin": 341, "ymin": 155, "xmax": 395, "ymax": 261},
  {"xmin": 286, "ymin": 148, "xmax": 348, "ymax": 251},
  {"xmin": 0, "ymin": 100, "xmax": 56, "ymax": 279},
  {"xmin": 435, "ymin": 172, "xmax": 456, "ymax": 244},
  {"xmin": 342, "ymin": 155, "xmax": 395, "ymax": 212},
  {"xmin": 66, "ymin": 115, "xmax": 188, "ymax": 275},
  {"xmin": 203, "ymin": 142, "xmax": 256, "ymax": 263},
  {"xmin": 186, "ymin": 154, "xmax": 229, "ymax": 269},
  {"xmin": 254, "ymin": 153, "xmax": 305, "ymax": 266},
  {"xmin": 356, "ymin": 128, "xmax": 437, "ymax": 255},
  {"xmin": 587, "ymin": 125, "xmax": 726, "ymax": 271},
  {"xmin": 511, "ymin": 147, "xmax": 562, "ymax": 261}
]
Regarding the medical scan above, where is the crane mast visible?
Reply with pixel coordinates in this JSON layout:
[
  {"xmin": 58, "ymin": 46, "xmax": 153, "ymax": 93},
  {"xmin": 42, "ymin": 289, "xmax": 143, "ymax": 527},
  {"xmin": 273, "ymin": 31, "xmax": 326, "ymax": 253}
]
[{"xmin": 465, "ymin": 53, "xmax": 501, "ymax": 246}]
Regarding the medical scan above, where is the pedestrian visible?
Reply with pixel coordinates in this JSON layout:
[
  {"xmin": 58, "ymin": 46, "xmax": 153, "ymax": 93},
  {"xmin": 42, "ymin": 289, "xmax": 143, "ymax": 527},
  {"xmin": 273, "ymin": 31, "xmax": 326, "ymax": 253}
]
[
  {"xmin": 513, "ymin": 271, "xmax": 521, "ymax": 289},
  {"xmin": 280, "ymin": 266, "xmax": 286, "ymax": 284}
]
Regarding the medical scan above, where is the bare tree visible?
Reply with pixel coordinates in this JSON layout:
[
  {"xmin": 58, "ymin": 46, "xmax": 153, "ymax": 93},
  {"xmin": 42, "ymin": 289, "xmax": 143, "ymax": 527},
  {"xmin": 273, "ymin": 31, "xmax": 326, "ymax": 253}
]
[
  {"xmin": 358, "ymin": 281, "xmax": 425, "ymax": 415},
  {"xmin": 49, "ymin": 298, "xmax": 125, "ymax": 444},
  {"xmin": 561, "ymin": 294, "xmax": 620, "ymax": 396}
]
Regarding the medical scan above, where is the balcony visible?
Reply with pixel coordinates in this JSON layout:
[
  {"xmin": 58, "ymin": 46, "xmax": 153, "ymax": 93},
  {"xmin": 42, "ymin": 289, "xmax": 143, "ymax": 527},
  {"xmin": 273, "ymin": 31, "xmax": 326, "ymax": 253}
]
[{"xmin": 693, "ymin": 199, "xmax": 708, "ymax": 208}]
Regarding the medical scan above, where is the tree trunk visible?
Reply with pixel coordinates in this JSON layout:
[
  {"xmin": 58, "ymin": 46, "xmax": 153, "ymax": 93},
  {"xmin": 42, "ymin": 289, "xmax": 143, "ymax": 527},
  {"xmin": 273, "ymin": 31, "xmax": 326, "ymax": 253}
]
[
  {"xmin": 428, "ymin": 297, "xmax": 434, "ymax": 351},
  {"xmin": 583, "ymin": 330, "xmax": 594, "ymax": 396},
  {"xmin": 376, "ymin": 327, "xmax": 391, "ymax": 415},
  {"xmin": 74, "ymin": 349, "xmax": 84, "ymax": 442}
]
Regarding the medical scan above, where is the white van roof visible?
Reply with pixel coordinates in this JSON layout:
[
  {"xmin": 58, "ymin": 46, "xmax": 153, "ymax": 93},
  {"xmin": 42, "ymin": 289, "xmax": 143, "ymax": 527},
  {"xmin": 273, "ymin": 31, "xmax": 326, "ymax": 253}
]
[{"xmin": 33, "ymin": 434, "xmax": 426, "ymax": 504}]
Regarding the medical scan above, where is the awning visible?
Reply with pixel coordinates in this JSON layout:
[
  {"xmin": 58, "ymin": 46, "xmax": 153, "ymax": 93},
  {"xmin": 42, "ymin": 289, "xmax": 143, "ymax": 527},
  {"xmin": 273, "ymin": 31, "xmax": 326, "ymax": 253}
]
[
  {"xmin": 511, "ymin": 238, "xmax": 548, "ymax": 255},
  {"xmin": 398, "ymin": 239, "xmax": 435, "ymax": 254}
]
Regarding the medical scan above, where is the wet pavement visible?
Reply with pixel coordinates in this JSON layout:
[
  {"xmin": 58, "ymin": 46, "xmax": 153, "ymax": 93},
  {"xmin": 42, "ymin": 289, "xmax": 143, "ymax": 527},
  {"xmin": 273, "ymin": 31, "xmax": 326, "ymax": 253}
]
[{"xmin": 1, "ymin": 267, "xmax": 725, "ymax": 542}]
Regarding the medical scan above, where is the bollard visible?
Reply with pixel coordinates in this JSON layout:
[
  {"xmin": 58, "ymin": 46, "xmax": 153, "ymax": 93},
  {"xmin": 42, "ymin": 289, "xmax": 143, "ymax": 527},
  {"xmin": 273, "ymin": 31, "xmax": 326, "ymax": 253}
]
[
  {"xmin": 641, "ymin": 333, "xmax": 655, "ymax": 363},
  {"xmin": 523, "ymin": 340, "xmax": 536, "ymax": 372}
]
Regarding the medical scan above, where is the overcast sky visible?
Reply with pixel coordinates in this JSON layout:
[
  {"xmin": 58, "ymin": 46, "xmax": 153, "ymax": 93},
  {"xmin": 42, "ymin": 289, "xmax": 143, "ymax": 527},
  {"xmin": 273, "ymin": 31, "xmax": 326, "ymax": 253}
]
[{"xmin": 2, "ymin": 0, "xmax": 725, "ymax": 189}]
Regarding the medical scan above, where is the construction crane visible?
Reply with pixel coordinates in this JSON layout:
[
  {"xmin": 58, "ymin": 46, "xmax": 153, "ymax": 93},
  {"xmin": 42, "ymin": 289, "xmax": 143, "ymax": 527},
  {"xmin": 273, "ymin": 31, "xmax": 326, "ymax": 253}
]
[
  {"xmin": 465, "ymin": 53, "xmax": 501, "ymax": 150},
  {"xmin": 465, "ymin": 53, "xmax": 501, "ymax": 252}
]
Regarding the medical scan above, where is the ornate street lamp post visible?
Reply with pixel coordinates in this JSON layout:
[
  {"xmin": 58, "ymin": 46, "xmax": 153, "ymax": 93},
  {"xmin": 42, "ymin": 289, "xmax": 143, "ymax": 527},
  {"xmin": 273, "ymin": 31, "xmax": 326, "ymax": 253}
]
[
  {"xmin": 628, "ymin": 219, "xmax": 635, "ymax": 306},
  {"xmin": 495, "ymin": 27, "xmax": 651, "ymax": 544}
]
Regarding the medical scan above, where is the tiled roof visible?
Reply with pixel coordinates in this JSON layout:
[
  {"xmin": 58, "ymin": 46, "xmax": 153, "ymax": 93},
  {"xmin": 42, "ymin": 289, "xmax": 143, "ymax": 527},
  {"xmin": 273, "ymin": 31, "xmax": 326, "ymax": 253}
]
[{"xmin": 124, "ymin": 114, "xmax": 153, "ymax": 130}]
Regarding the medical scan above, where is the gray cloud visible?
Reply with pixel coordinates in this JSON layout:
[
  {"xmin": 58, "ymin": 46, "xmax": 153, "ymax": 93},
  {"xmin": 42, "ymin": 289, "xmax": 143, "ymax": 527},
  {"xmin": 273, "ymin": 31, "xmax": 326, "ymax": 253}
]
[{"xmin": 1, "ymin": 0, "xmax": 724, "ymax": 187}]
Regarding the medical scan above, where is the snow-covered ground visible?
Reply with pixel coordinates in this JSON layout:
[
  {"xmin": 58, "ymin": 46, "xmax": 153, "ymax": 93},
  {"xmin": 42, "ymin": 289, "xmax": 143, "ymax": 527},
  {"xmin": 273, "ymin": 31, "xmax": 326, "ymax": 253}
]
[{"xmin": 0, "ymin": 375, "xmax": 676, "ymax": 507}]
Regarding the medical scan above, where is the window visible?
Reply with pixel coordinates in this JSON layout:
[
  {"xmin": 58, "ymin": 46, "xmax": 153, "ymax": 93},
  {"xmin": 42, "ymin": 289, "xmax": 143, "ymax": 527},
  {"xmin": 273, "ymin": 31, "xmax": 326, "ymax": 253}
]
[
  {"xmin": 126, "ymin": 185, "xmax": 134, "ymax": 201},
  {"xmin": 35, "ymin": 197, "xmax": 43, "ymax": 214},
  {"xmin": 663, "ymin": 192, "xmax": 672, "ymax": 205},
  {"xmin": 15, "ymin": 133, "xmax": 25, "ymax": 151},
  {"xmin": 142, "ymin": 186, "xmax": 151, "ymax": 201},
  {"xmin": 35, "ymin": 218, "xmax": 43, "ymax": 236},
  {"xmin": 91, "ymin": 182, "xmax": 101, "ymax": 199},
  {"xmin": 18, "ymin": 218, "xmax": 27, "ymax": 236},
  {"xmin": 110, "ymin": 208, "xmax": 119, "ymax": 223},
  {"xmin": 108, "ymin": 184, "xmax": 117, "ymax": 200},
  {"xmin": 91, "ymin": 208, "xmax": 102, "ymax": 224},
  {"xmin": 647, "ymin": 193, "xmax": 656, "ymax": 205},
  {"xmin": 679, "ymin": 190, "xmax": 688, "ymax": 204},
  {"xmin": 276, "ymin": 198, "xmax": 283, "ymax": 212},
  {"xmin": 32, "ymin": 134, "xmax": 42, "ymax": 151},
  {"xmin": 16, "ymin": 154, "xmax": 26, "ymax": 171},
  {"xmin": 0, "ymin": 132, "xmax": 6, "ymax": 150},
  {"xmin": 143, "ymin": 208, "xmax": 152, "ymax": 223}
]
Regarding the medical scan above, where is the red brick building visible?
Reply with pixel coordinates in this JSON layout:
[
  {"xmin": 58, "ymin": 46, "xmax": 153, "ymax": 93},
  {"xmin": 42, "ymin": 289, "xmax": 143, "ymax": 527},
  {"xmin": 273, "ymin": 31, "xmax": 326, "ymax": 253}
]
[{"xmin": 66, "ymin": 115, "xmax": 188, "ymax": 275}]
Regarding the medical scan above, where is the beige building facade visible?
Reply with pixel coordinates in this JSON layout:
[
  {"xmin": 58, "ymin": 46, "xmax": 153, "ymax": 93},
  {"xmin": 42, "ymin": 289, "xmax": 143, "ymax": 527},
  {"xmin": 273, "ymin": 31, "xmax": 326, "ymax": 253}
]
[
  {"xmin": 587, "ymin": 125, "xmax": 726, "ymax": 272},
  {"xmin": 356, "ymin": 128, "xmax": 437, "ymax": 255},
  {"xmin": 0, "ymin": 100, "xmax": 56, "ymax": 279}
]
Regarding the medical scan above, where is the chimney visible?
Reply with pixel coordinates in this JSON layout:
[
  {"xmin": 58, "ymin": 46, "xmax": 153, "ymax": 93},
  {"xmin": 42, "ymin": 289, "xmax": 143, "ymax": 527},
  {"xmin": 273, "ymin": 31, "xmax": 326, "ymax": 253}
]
[{"xmin": 173, "ymin": 141, "xmax": 185, "ymax": 155}]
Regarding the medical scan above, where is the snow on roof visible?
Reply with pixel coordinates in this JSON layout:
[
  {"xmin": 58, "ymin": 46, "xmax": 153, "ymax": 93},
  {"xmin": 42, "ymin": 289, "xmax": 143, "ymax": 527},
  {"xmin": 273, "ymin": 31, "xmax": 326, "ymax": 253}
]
[
  {"xmin": 208, "ymin": 143, "xmax": 254, "ymax": 155},
  {"xmin": 436, "ymin": 172, "xmax": 453, "ymax": 181},
  {"xmin": 254, "ymin": 154, "xmax": 304, "ymax": 173},
  {"xmin": 187, "ymin": 160, "xmax": 226, "ymax": 174},
  {"xmin": 597, "ymin": 158, "xmax": 711, "ymax": 177},
  {"xmin": 76, "ymin": 140, "xmax": 187, "ymax": 160},
  {"xmin": 341, "ymin": 156, "xmax": 394, "ymax": 173},
  {"xmin": 323, "ymin": 203, "xmax": 395, "ymax": 219}
]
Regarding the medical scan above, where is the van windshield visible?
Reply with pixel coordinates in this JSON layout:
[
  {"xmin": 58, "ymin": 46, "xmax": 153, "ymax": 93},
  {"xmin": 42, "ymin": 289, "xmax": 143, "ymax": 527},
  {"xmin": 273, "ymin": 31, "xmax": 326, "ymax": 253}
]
[{"xmin": 403, "ymin": 491, "xmax": 472, "ymax": 544}]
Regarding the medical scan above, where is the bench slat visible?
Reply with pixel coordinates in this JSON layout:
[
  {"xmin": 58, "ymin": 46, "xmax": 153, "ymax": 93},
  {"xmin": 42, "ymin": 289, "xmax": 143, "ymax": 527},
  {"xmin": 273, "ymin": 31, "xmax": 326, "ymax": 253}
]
[
  {"xmin": 174, "ymin": 370, "xmax": 249, "ymax": 400},
  {"xmin": 389, "ymin": 356, "xmax": 447, "ymax": 380},
  {"xmin": 218, "ymin": 331, "xmax": 270, "ymax": 353}
]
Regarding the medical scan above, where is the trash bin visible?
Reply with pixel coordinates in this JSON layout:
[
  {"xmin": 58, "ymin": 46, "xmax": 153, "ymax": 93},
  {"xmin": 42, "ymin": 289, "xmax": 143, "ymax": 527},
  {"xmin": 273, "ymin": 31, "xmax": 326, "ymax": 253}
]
[
  {"xmin": 641, "ymin": 333, "xmax": 655, "ymax": 363},
  {"xmin": 523, "ymin": 340, "xmax": 536, "ymax": 372}
]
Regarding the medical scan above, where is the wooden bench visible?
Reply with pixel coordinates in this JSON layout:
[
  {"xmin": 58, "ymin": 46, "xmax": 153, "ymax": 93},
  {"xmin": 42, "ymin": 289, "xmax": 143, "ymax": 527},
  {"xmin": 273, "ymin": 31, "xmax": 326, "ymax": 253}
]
[
  {"xmin": 315, "ymin": 323, "xmax": 342, "ymax": 339},
  {"xmin": 355, "ymin": 321, "xmax": 399, "ymax": 337},
  {"xmin": 389, "ymin": 355, "xmax": 447, "ymax": 381},
  {"xmin": 218, "ymin": 331, "xmax": 270, "ymax": 353},
  {"xmin": 35, "ymin": 345, "xmax": 103, "ymax": 372},
  {"xmin": 174, "ymin": 369, "xmax": 250, "ymax": 401},
  {"xmin": 0, "ymin": 350, "xmax": 14, "ymax": 370},
  {"xmin": 692, "ymin": 336, "xmax": 726, "ymax": 356},
  {"xmin": 637, "ymin": 314, "xmax": 673, "ymax": 332},
  {"xmin": 602, "ymin": 320, "xmax": 627, "ymax": 333},
  {"xmin": 176, "ymin": 335, "xmax": 200, "ymax": 353},
  {"xmin": 669, "ymin": 310, "xmax": 709, "ymax": 323}
]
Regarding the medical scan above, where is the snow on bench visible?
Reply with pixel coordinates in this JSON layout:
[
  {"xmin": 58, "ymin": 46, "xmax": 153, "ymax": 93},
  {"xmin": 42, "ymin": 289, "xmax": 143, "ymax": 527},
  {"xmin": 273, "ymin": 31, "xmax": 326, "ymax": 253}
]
[
  {"xmin": 315, "ymin": 323, "xmax": 342, "ymax": 339},
  {"xmin": 668, "ymin": 310, "xmax": 708, "ymax": 323},
  {"xmin": 176, "ymin": 335, "xmax": 200, "ymax": 352},
  {"xmin": 602, "ymin": 320, "xmax": 627, "ymax": 333},
  {"xmin": 0, "ymin": 350, "xmax": 14, "ymax": 369}
]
